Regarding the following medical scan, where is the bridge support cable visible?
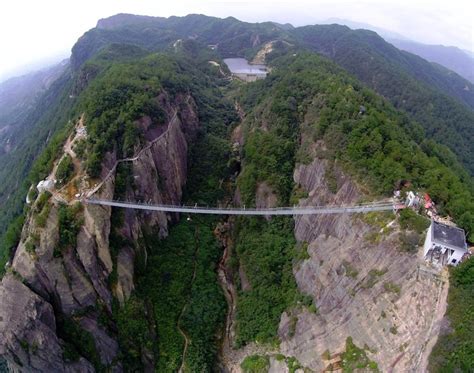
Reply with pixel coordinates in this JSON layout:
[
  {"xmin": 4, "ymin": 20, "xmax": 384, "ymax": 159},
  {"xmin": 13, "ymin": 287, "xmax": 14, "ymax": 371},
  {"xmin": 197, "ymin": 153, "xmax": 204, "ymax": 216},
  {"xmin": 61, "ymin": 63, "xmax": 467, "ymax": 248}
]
[{"xmin": 83, "ymin": 198, "xmax": 397, "ymax": 216}]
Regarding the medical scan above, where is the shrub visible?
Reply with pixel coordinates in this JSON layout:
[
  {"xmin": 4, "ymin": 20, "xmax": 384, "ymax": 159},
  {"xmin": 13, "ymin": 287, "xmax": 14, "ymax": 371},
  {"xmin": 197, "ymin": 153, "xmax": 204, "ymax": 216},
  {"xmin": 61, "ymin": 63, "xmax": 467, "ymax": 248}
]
[
  {"xmin": 24, "ymin": 239, "xmax": 35, "ymax": 255},
  {"xmin": 241, "ymin": 355, "xmax": 270, "ymax": 373},
  {"xmin": 384, "ymin": 282, "xmax": 401, "ymax": 295},
  {"xmin": 35, "ymin": 203, "xmax": 51, "ymax": 228},
  {"xmin": 55, "ymin": 203, "xmax": 83, "ymax": 256},
  {"xmin": 342, "ymin": 260, "xmax": 359, "ymax": 278},
  {"xmin": 73, "ymin": 139, "xmax": 87, "ymax": 160},
  {"xmin": 341, "ymin": 336, "xmax": 379, "ymax": 372},
  {"xmin": 429, "ymin": 258, "xmax": 474, "ymax": 372},
  {"xmin": 399, "ymin": 209, "xmax": 429, "ymax": 234},
  {"xmin": 34, "ymin": 191, "xmax": 51, "ymax": 213},
  {"xmin": 55, "ymin": 155, "xmax": 74, "ymax": 185},
  {"xmin": 399, "ymin": 231, "xmax": 421, "ymax": 253},
  {"xmin": 27, "ymin": 187, "xmax": 38, "ymax": 203}
]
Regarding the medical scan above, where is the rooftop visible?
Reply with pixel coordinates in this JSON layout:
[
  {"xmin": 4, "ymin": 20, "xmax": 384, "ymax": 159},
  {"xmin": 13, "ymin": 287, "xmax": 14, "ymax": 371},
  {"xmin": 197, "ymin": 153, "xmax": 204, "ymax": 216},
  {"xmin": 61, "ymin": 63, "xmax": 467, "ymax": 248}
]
[{"xmin": 432, "ymin": 220, "xmax": 467, "ymax": 250}]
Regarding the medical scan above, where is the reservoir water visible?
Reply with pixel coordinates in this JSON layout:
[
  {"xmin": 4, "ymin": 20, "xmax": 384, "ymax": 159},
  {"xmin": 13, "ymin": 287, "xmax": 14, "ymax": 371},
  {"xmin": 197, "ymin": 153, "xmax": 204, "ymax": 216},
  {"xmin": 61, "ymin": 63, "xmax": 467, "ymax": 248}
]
[{"xmin": 223, "ymin": 58, "xmax": 267, "ymax": 81}]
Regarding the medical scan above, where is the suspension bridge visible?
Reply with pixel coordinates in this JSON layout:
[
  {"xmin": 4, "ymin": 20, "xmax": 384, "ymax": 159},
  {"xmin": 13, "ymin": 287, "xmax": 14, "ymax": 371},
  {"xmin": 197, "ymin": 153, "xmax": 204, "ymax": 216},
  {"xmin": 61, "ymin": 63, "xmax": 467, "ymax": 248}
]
[
  {"xmin": 79, "ymin": 100, "xmax": 405, "ymax": 217},
  {"xmin": 83, "ymin": 198, "xmax": 403, "ymax": 216}
]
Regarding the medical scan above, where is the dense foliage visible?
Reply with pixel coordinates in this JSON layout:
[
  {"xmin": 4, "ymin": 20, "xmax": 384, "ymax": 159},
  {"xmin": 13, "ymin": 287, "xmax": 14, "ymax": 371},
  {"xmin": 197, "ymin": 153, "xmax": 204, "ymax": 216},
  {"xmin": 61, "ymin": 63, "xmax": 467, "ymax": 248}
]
[
  {"xmin": 0, "ymin": 71, "xmax": 75, "ymax": 237},
  {"xmin": 241, "ymin": 53, "xmax": 474, "ymax": 242},
  {"xmin": 240, "ymin": 354, "xmax": 270, "ymax": 373},
  {"xmin": 56, "ymin": 203, "xmax": 83, "ymax": 257},
  {"xmin": 55, "ymin": 154, "xmax": 74, "ymax": 184},
  {"xmin": 104, "ymin": 47, "xmax": 235, "ymax": 371},
  {"xmin": 429, "ymin": 259, "xmax": 474, "ymax": 372},
  {"xmin": 57, "ymin": 315, "xmax": 103, "ymax": 370},
  {"xmin": 234, "ymin": 217, "xmax": 301, "ymax": 345},
  {"xmin": 0, "ymin": 214, "xmax": 24, "ymax": 276},
  {"xmin": 79, "ymin": 56, "xmax": 167, "ymax": 177},
  {"xmin": 398, "ymin": 209, "xmax": 430, "ymax": 234},
  {"xmin": 293, "ymin": 25, "xmax": 474, "ymax": 174}
]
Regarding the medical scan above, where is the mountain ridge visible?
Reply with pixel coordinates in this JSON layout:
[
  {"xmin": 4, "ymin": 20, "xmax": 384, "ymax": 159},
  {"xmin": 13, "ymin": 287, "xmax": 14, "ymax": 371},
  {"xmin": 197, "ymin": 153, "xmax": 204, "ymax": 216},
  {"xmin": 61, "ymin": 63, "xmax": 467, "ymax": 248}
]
[{"xmin": 0, "ymin": 13, "xmax": 473, "ymax": 372}]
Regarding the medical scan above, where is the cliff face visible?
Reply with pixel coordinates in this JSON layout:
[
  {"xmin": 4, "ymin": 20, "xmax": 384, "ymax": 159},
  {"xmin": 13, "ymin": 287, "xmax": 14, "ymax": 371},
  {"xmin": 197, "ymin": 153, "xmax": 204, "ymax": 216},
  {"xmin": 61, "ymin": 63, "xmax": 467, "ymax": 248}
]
[
  {"xmin": 277, "ymin": 158, "xmax": 448, "ymax": 372},
  {"xmin": 0, "ymin": 93, "xmax": 199, "ymax": 371}
]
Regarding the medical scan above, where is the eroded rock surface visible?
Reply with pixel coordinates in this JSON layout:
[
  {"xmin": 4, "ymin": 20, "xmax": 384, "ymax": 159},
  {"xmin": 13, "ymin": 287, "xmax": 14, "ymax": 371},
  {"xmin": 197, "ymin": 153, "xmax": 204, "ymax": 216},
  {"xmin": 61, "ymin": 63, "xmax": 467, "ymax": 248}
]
[
  {"xmin": 278, "ymin": 159, "xmax": 448, "ymax": 372},
  {"xmin": 0, "ymin": 274, "xmax": 94, "ymax": 372},
  {"xmin": 0, "ymin": 94, "xmax": 199, "ymax": 371}
]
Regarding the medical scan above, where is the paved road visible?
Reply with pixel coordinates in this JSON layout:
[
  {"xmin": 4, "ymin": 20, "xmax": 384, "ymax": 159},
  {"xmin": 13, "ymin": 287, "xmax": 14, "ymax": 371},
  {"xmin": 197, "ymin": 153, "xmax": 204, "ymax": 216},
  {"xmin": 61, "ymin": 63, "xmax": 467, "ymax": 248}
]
[{"xmin": 84, "ymin": 199, "xmax": 397, "ymax": 216}]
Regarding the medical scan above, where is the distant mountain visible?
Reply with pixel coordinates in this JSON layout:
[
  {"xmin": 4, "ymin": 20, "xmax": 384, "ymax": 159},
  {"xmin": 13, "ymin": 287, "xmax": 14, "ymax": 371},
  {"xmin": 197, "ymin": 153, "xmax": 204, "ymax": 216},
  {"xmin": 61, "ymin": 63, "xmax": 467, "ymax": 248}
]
[
  {"xmin": 321, "ymin": 18, "xmax": 474, "ymax": 83},
  {"xmin": 320, "ymin": 17, "xmax": 411, "ymax": 41},
  {"xmin": 0, "ymin": 60, "xmax": 73, "ymax": 235},
  {"xmin": 0, "ymin": 52, "xmax": 70, "ymax": 84},
  {"xmin": 463, "ymin": 49, "xmax": 474, "ymax": 58},
  {"xmin": 0, "ymin": 60, "xmax": 69, "ymax": 133},
  {"xmin": 388, "ymin": 39, "xmax": 474, "ymax": 83},
  {"xmin": 0, "ymin": 13, "xmax": 473, "ymax": 373},
  {"xmin": 71, "ymin": 13, "xmax": 291, "ymax": 70}
]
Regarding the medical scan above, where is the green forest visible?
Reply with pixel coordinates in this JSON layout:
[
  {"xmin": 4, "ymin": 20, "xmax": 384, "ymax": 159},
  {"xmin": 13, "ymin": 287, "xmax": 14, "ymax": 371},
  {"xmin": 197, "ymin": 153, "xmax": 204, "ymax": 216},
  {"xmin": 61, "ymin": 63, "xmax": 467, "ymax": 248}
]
[
  {"xmin": 238, "ymin": 52, "xmax": 474, "ymax": 241},
  {"xmin": 0, "ymin": 13, "xmax": 473, "ymax": 372},
  {"xmin": 91, "ymin": 45, "xmax": 236, "ymax": 371},
  {"xmin": 234, "ymin": 51, "xmax": 474, "ymax": 370}
]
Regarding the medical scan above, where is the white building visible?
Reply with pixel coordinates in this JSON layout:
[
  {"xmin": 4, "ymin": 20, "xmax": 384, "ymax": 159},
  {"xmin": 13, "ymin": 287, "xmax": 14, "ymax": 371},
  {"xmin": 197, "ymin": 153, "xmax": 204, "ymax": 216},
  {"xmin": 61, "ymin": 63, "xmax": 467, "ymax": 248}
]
[
  {"xmin": 37, "ymin": 179, "xmax": 55, "ymax": 193},
  {"xmin": 423, "ymin": 220, "xmax": 468, "ymax": 266}
]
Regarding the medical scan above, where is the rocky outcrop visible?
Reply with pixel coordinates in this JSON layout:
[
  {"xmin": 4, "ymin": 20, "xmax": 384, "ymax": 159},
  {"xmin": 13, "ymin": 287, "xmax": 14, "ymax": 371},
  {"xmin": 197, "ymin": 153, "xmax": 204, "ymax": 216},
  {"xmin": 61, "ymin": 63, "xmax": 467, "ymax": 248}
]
[
  {"xmin": 0, "ymin": 274, "xmax": 94, "ymax": 372},
  {"xmin": 278, "ymin": 158, "xmax": 448, "ymax": 372},
  {"xmin": 0, "ymin": 93, "xmax": 199, "ymax": 371}
]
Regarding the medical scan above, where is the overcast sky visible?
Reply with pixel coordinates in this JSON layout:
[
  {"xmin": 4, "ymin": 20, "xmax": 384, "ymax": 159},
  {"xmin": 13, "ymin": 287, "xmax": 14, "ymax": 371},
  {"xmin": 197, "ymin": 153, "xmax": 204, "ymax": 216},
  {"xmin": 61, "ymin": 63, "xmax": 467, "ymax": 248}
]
[{"xmin": 0, "ymin": 0, "xmax": 472, "ymax": 81}]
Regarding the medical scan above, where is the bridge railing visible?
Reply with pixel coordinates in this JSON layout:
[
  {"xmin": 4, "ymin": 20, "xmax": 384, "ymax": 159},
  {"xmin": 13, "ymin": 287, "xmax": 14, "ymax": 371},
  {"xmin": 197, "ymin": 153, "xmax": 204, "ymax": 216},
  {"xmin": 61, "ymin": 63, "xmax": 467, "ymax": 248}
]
[{"xmin": 82, "ymin": 198, "xmax": 397, "ymax": 216}]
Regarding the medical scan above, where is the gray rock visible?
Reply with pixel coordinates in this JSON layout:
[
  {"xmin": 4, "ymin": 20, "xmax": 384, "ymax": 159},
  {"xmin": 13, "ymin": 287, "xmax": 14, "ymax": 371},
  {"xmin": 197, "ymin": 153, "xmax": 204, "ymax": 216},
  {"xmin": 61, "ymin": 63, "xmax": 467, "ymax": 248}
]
[
  {"xmin": 277, "ymin": 159, "xmax": 448, "ymax": 372},
  {"xmin": 0, "ymin": 274, "xmax": 94, "ymax": 372},
  {"xmin": 0, "ymin": 93, "xmax": 200, "ymax": 370}
]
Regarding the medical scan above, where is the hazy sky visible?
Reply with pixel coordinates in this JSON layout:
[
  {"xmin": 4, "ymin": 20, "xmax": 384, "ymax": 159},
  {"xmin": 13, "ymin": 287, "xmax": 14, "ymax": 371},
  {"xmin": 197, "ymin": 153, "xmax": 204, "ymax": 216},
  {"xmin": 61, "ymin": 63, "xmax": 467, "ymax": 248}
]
[{"xmin": 0, "ymin": 0, "xmax": 472, "ymax": 80}]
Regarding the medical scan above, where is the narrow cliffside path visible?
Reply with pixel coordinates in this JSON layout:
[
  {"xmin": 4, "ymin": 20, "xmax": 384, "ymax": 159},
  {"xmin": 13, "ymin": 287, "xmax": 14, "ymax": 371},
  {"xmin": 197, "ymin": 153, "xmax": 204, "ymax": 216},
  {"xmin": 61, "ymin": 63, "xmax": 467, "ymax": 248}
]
[{"xmin": 86, "ymin": 105, "xmax": 182, "ymax": 198}]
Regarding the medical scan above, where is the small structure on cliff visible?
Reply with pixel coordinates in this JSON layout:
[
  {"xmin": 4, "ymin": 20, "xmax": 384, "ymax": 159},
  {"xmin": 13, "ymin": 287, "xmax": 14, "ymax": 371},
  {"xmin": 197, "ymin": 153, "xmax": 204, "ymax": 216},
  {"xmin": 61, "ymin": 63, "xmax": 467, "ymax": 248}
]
[
  {"xmin": 423, "ymin": 220, "xmax": 468, "ymax": 266},
  {"xmin": 36, "ymin": 179, "xmax": 55, "ymax": 193}
]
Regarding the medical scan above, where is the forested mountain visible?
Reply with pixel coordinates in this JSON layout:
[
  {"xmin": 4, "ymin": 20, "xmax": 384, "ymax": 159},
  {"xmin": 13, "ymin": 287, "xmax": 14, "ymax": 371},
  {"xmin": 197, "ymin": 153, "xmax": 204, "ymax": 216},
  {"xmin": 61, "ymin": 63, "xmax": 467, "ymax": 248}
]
[
  {"xmin": 3, "ymin": 13, "xmax": 473, "ymax": 244},
  {"xmin": 0, "ymin": 60, "xmax": 68, "ymax": 145},
  {"xmin": 292, "ymin": 25, "xmax": 474, "ymax": 174},
  {"xmin": 70, "ymin": 14, "xmax": 474, "ymax": 176},
  {"xmin": 71, "ymin": 14, "xmax": 291, "ymax": 70},
  {"xmin": 0, "ymin": 13, "xmax": 473, "ymax": 373},
  {"xmin": 388, "ymin": 39, "xmax": 474, "ymax": 83},
  {"xmin": 320, "ymin": 18, "xmax": 474, "ymax": 84},
  {"xmin": 0, "ymin": 66, "xmax": 75, "ymax": 245}
]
